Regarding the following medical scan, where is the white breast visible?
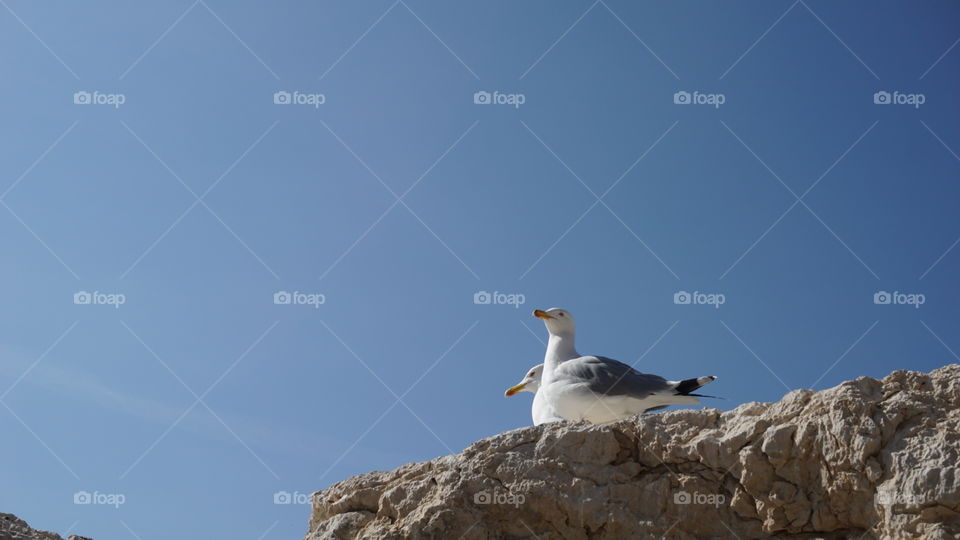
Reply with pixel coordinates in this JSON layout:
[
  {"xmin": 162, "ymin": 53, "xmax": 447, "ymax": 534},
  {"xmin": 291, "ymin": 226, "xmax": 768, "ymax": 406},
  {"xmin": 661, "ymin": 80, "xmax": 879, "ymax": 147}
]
[{"xmin": 531, "ymin": 390, "xmax": 564, "ymax": 425}]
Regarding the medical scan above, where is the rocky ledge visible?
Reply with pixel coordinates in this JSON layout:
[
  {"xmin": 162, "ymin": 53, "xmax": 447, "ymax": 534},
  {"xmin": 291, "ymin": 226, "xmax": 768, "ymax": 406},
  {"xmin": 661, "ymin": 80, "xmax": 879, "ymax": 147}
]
[
  {"xmin": 0, "ymin": 513, "xmax": 91, "ymax": 540},
  {"xmin": 304, "ymin": 364, "xmax": 960, "ymax": 539}
]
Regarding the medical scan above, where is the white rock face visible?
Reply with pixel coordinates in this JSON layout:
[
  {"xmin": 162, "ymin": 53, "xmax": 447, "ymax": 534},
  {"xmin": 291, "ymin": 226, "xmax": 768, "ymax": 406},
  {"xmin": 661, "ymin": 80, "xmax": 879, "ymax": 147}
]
[{"xmin": 303, "ymin": 365, "xmax": 960, "ymax": 539}]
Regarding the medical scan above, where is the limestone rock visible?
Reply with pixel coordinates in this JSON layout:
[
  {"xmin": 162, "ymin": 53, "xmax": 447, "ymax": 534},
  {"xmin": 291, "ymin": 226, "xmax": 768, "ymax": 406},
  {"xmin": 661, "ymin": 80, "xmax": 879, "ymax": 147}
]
[
  {"xmin": 303, "ymin": 365, "xmax": 960, "ymax": 539},
  {"xmin": 0, "ymin": 513, "xmax": 92, "ymax": 540}
]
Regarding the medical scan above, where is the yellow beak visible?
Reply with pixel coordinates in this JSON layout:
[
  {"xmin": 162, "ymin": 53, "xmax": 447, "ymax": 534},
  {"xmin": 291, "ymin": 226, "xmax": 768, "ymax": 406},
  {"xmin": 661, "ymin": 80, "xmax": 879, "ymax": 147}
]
[
  {"xmin": 533, "ymin": 309, "xmax": 554, "ymax": 320},
  {"xmin": 504, "ymin": 382, "xmax": 526, "ymax": 397}
]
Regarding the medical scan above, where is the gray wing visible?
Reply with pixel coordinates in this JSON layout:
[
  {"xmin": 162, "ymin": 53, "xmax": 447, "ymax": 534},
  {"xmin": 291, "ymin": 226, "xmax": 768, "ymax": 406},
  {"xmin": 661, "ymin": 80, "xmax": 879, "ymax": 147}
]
[{"xmin": 557, "ymin": 356, "xmax": 673, "ymax": 397}]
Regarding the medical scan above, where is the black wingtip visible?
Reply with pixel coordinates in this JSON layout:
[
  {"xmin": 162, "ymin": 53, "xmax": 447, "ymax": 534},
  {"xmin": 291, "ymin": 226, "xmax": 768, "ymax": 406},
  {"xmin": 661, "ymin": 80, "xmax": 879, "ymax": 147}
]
[
  {"xmin": 687, "ymin": 392, "xmax": 724, "ymax": 399},
  {"xmin": 675, "ymin": 375, "xmax": 718, "ymax": 395}
]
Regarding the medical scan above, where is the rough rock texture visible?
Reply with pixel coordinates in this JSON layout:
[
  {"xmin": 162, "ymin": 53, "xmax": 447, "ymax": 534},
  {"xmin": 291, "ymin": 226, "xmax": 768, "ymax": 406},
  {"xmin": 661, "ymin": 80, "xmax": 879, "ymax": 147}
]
[
  {"xmin": 0, "ymin": 514, "xmax": 91, "ymax": 540},
  {"xmin": 304, "ymin": 365, "xmax": 960, "ymax": 539}
]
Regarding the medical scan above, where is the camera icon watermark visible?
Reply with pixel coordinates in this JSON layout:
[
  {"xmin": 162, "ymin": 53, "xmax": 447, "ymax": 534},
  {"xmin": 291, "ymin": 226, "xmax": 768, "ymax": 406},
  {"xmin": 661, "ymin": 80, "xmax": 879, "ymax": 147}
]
[
  {"xmin": 473, "ymin": 90, "xmax": 525, "ymax": 108},
  {"xmin": 74, "ymin": 290, "xmax": 126, "ymax": 309},
  {"xmin": 673, "ymin": 90, "xmax": 725, "ymax": 108},
  {"xmin": 273, "ymin": 290, "xmax": 325, "ymax": 308},
  {"xmin": 473, "ymin": 290, "xmax": 525, "ymax": 308},
  {"xmin": 473, "ymin": 489, "xmax": 525, "ymax": 508},
  {"xmin": 274, "ymin": 90, "xmax": 325, "ymax": 108},
  {"xmin": 73, "ymin": 91, "xmax": 126, "ymax": 108},
  {"xmin": 873, "ymin": 290, "xmax": 924, "ymax": 309},
  {"xmin": 873, "ymin": 90, "xmax": 924, "ymax": 108},
  {"xmin": 673, "ymin": 490, "xmax": 724, "ymax": 507},
  {"xmin": 73, "ymin": 491, "xmax": 126, "ymax": 508},
  {"xmin": 273, "ymin": 490, "xmax": 314, "ymax": 505},
  {"xmin": 673, "ymin": 290, "xmax": 724, "ymax": 309}
]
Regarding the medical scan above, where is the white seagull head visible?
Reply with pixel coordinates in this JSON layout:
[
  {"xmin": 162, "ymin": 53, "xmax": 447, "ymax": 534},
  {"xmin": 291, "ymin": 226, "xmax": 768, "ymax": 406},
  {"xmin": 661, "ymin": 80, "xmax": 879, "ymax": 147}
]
[
  {"xmin": 504, "ymin": 364, "xmax": 544, "ymax": 397},
  {"xmin": 533, "ymin": 307, "xmax": 575, "ymax": 336}
]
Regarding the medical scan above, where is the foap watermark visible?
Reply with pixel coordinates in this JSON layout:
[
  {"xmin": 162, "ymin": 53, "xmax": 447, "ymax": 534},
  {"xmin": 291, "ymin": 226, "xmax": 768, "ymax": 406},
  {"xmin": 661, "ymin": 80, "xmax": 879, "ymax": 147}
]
[
  {"xmin": 673, "ymin": 90, "xmax": 725, "ymax": 108},
  {"xmin": 473, "ymin": 489, "xmax": 525, "ymax": 508},
  {"xmin": 74, "ymin": 91, "xmax": 126, "ymax": 108},
  {"xmin": 473, "ymin": 90, "xmax": 525, "ymax": 108},
  {"xmin": 876, "ymin": 492, "xmax": 924, "ymax": 506},
  {"xmin": 274, "ymin": 290, "xmax": 325, "ymax": 308},
  {"xmin": 874, "ymin": 290, "xmax": 924, "ymax": 309},
  {"xmin": 73, "ymin": 491, "xmax": 126, "ymax": 508},
  {"xmin": 74, "ymin": 290, "xmax": 126, "ymax": 309},
  {"xmin": 674, "ymin": 290, "xmax": 725, "ymax": 309},
  {"xmin": 673, "ymin": 490, "xmax": 725, "ymax": 508},
  {"xmin": 274, "ymin": 90, "xmax": 325, "ymax": 108},
  {"xmin": 473, "ymin": 290, "xmax": 525, "ymax": 308},
  {"xmin": 273, "ymin": 491, "xmax": 316, "ymax": 505},
  {"xmin": 873, "ymin": 90, "xmax": 925, "ymax": 108}
]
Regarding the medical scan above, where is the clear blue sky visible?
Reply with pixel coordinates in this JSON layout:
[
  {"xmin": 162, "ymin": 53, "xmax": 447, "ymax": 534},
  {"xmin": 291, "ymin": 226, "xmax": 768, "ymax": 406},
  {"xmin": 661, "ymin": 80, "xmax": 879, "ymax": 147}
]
[{"xmin": 1, "ymin": 1, "xmax": 958, "ymax": 538}]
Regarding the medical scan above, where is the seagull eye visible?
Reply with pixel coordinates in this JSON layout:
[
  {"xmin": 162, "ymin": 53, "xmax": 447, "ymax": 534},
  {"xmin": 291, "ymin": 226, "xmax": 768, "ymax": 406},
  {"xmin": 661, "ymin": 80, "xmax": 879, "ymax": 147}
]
[{"xmin": 558, "ymin": 312, "xmax": 565, "ymax": 317}]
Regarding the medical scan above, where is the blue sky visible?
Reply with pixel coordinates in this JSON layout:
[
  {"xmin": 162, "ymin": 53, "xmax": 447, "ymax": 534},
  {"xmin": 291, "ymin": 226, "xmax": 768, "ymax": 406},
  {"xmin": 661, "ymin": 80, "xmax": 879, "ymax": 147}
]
[{"xmin": 1, "ymin": 1, "xmax": 958, "ymax": 538}]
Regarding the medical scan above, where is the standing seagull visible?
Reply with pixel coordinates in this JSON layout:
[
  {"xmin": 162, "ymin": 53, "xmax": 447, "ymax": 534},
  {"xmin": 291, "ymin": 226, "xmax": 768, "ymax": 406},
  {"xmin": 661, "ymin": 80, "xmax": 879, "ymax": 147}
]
[
  {"xmin": 534, "ymin": 307, "xmax": 717, "ymax": 424},
  {"xmin": 504, "ymin": 364, "xmax": 565, "ymax": 425}
]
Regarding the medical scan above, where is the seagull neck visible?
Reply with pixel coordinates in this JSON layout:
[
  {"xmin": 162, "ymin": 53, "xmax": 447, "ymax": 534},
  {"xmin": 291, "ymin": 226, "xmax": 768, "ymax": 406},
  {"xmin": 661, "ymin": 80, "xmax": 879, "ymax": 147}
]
[{"xmin": 546, "ymin": 333, "xmax": 578, "ymax": 364}]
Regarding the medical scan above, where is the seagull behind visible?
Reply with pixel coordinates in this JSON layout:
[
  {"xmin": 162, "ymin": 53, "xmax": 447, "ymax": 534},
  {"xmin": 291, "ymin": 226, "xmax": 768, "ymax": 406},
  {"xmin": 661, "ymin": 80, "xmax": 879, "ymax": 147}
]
[{"xmin": 504, "ymin": 364, "xmax": 565, "ymax": 425}]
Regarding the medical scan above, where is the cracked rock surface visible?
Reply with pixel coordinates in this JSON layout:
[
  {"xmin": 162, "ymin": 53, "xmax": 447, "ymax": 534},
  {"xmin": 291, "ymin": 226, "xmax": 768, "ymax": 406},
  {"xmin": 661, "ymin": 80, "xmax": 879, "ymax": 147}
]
[
  {"xmin": 0, "ymin": 513, "xmax": 92, "ymax": 540},
  {"xmin": 303, "ymin": 365, "xmax": 960, "ymax": 539}
]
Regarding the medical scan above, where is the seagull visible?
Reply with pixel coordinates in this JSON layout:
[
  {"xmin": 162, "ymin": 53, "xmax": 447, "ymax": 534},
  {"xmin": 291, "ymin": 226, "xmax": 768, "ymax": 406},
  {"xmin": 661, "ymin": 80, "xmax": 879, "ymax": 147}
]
[
  {"xmin": 533, "ymin": 307, "xmax": 718, "ymax": 424},
  {"xmin": 504, "ymin": 364, "xmax": 565, "ymax": 426}
]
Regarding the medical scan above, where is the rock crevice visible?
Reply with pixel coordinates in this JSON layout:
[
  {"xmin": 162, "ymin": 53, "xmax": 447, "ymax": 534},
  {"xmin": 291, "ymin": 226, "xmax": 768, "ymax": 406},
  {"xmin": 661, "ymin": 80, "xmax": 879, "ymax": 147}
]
[{"xmin": 304, "ymin": 365, "xmax": 960, "ymax": 539}]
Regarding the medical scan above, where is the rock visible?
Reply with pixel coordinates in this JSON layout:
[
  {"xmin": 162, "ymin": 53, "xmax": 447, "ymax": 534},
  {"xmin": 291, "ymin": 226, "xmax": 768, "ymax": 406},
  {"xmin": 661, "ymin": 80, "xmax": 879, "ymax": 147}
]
[
  {"xmin": 303, "ymin": 365, "xmax": 960, "ymax": 539},
  {"xmin": 0, "ymin": 513, "xmax": 92, "ymax": 540}
]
